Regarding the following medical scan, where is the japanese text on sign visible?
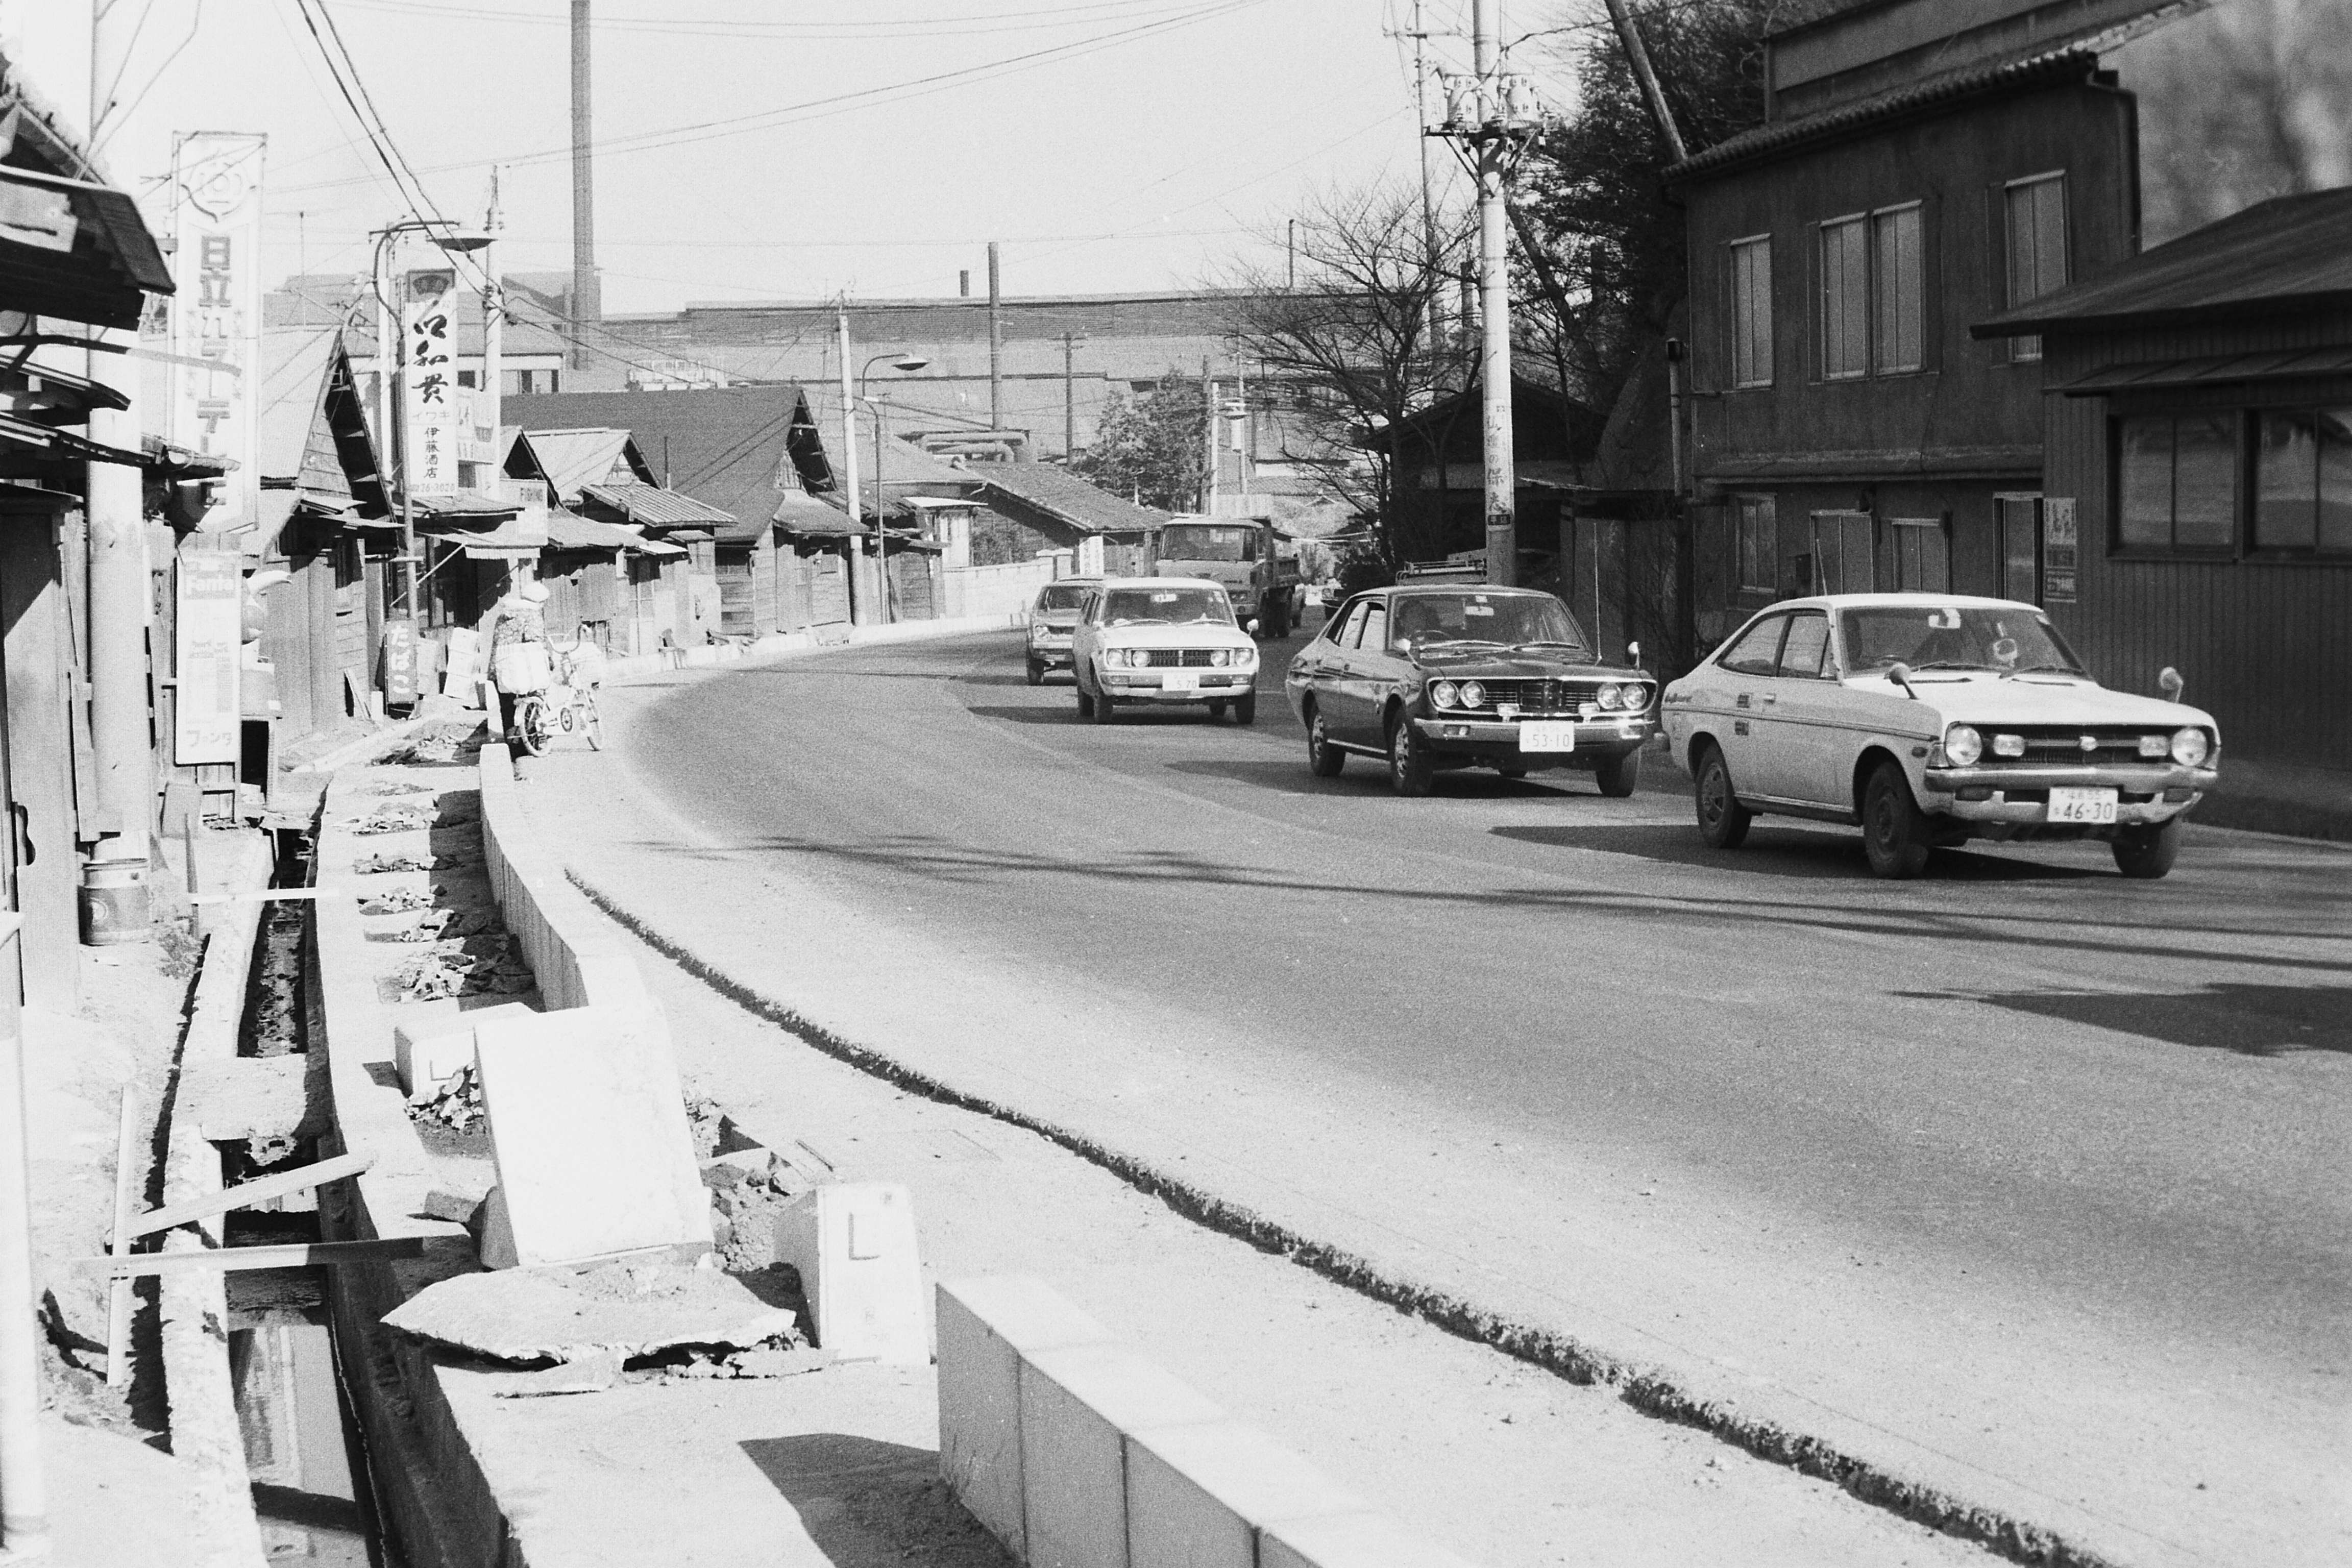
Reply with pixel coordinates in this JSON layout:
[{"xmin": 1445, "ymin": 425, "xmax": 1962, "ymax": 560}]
[
  {"xmin": 402, "ymin": 268, "xmax": 459, "ymax": 498},
  {"xmin": 2042, "ymin": 497, "xmax": 2078, "ymax": 604}
]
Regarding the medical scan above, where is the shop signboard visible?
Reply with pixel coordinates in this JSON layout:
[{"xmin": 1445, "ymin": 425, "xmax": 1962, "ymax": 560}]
[
  {"xmin": 174, "ymin": 545, "xmax": 241, "ymax": 765},
  {"xmin": 402, "ymin": 268, "xmax": 460, "ymax": 498},
  {"xmin": 168, "ymin": 133, "xmax": 266, "ymax": 529},
  {"xmin": 383, "ymin": 617, "xmax": 421, "ymax": 709},
  {"xmin": 2042, "ymin": 497, "xmax": 2078, "ymax": 604}
]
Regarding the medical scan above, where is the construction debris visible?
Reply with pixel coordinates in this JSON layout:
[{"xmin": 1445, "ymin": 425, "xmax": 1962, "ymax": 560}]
[
  {"xmin": 381, "ymin": 1261, "xmax": 807, "ymax": 1367},
  {"xmin": 412, "ymin": 1062, "xmax": 485, "ymax": 1133},
  {"xmin": 359, "ymin": 886, "xmax": 441, "ymax": 914}
]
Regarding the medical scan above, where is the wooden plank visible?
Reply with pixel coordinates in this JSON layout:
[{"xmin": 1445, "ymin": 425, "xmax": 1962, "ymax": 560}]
[
  {"xmin": 77, "ymin": 1232, "xmax": 465, "ymax": 1278},
  {"xmin": 186, "ymin": 885, "xmax": 342, "ymax": 908},
  {"xmin": 120, "ymin": 1151, "xmax": 374, "ymax": 1240}
]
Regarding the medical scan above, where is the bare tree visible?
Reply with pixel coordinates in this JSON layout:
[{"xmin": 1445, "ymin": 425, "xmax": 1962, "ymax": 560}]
[{"xmin": 1214, "ymin": 182, "xmax": 1472, "ymax": 571}]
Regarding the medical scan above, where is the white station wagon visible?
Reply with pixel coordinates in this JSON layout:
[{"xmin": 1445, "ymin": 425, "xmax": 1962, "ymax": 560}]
[{"xmin": 1661, "ymin": 594, "xmax": 2220, "ymax": 879}]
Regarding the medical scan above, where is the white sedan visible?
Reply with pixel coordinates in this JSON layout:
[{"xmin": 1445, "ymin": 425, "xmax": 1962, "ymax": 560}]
[
  {"xmin": 1071, "ymin": 577, "xmax": 1260, "ymax": 724},
  {"xmin": 1660, "ymin": 594, "xmax": 2220, "ymax": 879}
]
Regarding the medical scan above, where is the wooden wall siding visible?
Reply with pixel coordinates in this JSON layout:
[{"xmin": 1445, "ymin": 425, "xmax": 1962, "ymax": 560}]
[
  {"xmin": 810, "ymin": 552, "xmax": 849, "ymax": 625},
  {"xmin": 890, "ymin": 553, "xmax": 937, "ymax": 619},
  {"xmin": 0, "ymin": 500, "xmax": 78, "ymax": 1009},
  {"xmin": 2040, "ymin": 336, "xmax": 2352, "ymax": 771},
  {"xmin": 752, "ymin": 533, "xmax": 778, "ymax": 634},
  {"xmin": 716, "ymin": 547, "xmax": 754, "ymax": 636}
]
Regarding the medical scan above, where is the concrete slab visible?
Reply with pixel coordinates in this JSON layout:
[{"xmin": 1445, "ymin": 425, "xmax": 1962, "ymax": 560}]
[
  {"xmin": 396, "ymin": 1001, "xmax": 538, "ymax": 1097},
  {"xmin": 1123, "ymin": 1422, "xmax": 1368, "ymax": 1568},
  {"xmin": 473, "ymin": 1004, "xmax": 712, "ymax": 1268},
  {"xmin": 1019, "ymin": 1344, "xmax": 1226, "ymax": 1568},
  {"xmin": 382, "ymin": 1263, "xmax": 800, "ymax": 1364},
  {"xmin": 771, "ymin": 1182, "xmax": 924, "ymax": 1364},
  {"xmin": 1258, "ymin": 1511, "xmax": 1483, "ymax": 1568}
]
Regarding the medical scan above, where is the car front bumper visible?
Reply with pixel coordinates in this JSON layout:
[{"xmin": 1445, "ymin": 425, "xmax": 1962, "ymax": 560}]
[
  {"xmin": 1411, "ymin": 714, "xmax": 1652, "ymax": 763},
  {"xmin": 1921, "ymin": 762, "xmax": 2218, "ymax": 824},
  {"xmin": 1104, "ymin": 671, "xmax": 1257, "ymax": 700}
]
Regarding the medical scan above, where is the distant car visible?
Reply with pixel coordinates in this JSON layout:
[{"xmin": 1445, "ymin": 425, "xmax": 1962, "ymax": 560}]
[
  {"xmin": 1025, "ymin": 576, "xmax": 1099, "ymax": 684},
  {"xmin": 1660, "ymin": 594, "xmax": 2220, "ymax": 879},
  {"xmin": 1072, "ymin": 578, "xmax": 1260, "ymax": 724},
  {"xmin": 1285, "ymin": 585, "xmax": 1653, "ymax": 796},
  {"xmin": 1318, "ymin": 579, "xmax": 1345, "ymax": 610}
]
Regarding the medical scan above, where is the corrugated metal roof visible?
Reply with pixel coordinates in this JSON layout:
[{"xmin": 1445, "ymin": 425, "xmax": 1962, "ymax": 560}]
[
  {"xmin": 257, "ymin": 326, "xmax": 340, "ymax": 481},
  {"xmin": 2055, "ymin": 344, "xmax": 2352, "ymax": 394},
  {"xmin": 544, "ymin": 508, "xmax": 644, "ymax": 552},
  {"xmin": 507, "ymin": 385, "xmax": 829, "ymax": 525},
  {"xmin": 580, "ymin": 480, "xmax": 736, "ymax": 527},
  {"xmin": 772, "ymin": 487, "xmax": 866, "ymax": 536},
  {"xmin": 974, "ymin": 464, "xmax": 1169, "ymax": 535},
  {"xmin": 1976, "ymin": 186, "xmax": 2352, "ymax": 336},
  {"xmin": 524, "ymin": 428, "xmax": 646, "ymax": 501},
  {"xmin": 1666, "ymin": 47, "xmax": 2095, "ymax": 184}
]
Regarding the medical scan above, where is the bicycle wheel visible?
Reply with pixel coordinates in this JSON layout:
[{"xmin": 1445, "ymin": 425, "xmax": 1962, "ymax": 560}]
[
  {"xmin": 516, "ymin": 695, "xmax": 552, "ymax": 757},
  {"xmin": 582, "ymin": 694, "xmax": 604, "ymax": 751}
]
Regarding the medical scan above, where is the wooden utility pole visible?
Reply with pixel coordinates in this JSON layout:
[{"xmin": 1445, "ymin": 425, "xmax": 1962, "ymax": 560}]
[
  {"xmin": 1202, "ymin": 358, "xmax": 1219, "ymax": 515},
  {"xmin": 987, "ymin": 241, "xmax": 1002, "ymax": 430},
  {"xmin": 1603, "ymin": 0, "xmax": 1689, "ymax": 165},
  {"xmin": 569, "ymin": 0, "xmax": 598, "ymax": 369}
]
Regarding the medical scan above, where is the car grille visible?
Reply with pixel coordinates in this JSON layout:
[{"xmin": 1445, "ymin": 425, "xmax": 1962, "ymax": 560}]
[
  {"xmin": 1459, "ymin": 678, "xmax": 1603, "ymax": 714},
  {"xmin": 1144, "ymin": 649, "xmax": 1219, "ymax": 668},
  {"xmin": 1978, "ymin": 725, "xmax": 2176, "ymax": 763}
]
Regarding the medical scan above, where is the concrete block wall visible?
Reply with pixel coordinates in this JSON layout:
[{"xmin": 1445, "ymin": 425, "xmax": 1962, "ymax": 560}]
[{"xmin": 937, "ymin": 1276, "xmax": 1482, "ymax": 1568}]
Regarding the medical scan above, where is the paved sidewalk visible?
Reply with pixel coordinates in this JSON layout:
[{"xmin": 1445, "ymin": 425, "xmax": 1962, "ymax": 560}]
[{"xmin": 509, "ymin": 682, "xmax": 1993, "ymax": 1567}]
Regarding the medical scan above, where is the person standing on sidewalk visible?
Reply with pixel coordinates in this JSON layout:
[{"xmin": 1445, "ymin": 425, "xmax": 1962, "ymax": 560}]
[{"xmin": 486, "ymin": 580, "xmax": 552, "ymax": 738}]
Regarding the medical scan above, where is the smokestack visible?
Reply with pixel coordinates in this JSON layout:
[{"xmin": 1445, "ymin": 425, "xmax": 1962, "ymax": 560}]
[
  {"xmin": 988, "ymin": 241, "xmax": 1001, "ymax": 430},
  {"xmin": 959, "ymin": 269, "xmax": 970, "ymax": 298},
  {"xmin": 569, "ymin": 0, "xmax": 599, "ymax": 368}
]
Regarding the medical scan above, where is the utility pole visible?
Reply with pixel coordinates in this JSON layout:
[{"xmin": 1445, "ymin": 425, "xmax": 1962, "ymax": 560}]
[
  {"xmin": 1602, "ymin": 0, "xmax": 1689, "ymax": 165},
  {"xmin": 1410, "ymin": 0, "xmax": 1442, "ymax": 354},
  {"xmin": 1286, "ymin": 218, "xmax": 1296, "ymax": 290},
  {"xmin": 569, "ymin": 0, "xmax": 598, "ymax": 371},
  {"xmin": 1431, "ymin": 0, "xmax": 1536, "ymax": 585},
  {"xmin": 482, "ymin": 165, "xmax": 504, "ymax": 437},
  {"xmin": 987, "ymin": 241, "xmax": 1002, "ymax": 432},
  {"xmin": 1201, "ymin": 357, "xmax": 1218, "ymax": 516},
  {"xmin": 1061, "ymin": 331, "xmax": 1084, "ymax": 458},
  {"xmin": 836, "ymin": 308, "xmax": 867, "ymax": 623}
]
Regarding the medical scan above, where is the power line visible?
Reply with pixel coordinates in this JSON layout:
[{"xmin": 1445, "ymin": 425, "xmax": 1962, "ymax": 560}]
[{"xmin": 336, "ymin": 0, "xmax": 1198, "ymax": 38}]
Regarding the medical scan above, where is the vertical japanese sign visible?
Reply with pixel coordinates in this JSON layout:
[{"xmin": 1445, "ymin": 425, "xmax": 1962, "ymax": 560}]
[
  {"xmin": 174, "ymin": 545, "xmax": 242, "ymax": 765},
  {"xmin": 402, "ymin": 268, "xmax": 459, "ymax": 497},
  {"xmin": 169, "ymin": 133, "xmax": 266, "ymax": 529},
  {"xmin": 2042, "ymin": 497, "xmax": 2079, "ymax": 604}
]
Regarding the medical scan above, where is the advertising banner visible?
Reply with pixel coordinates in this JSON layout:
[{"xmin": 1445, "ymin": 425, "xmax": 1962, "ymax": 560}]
[
  {"xmin": 402, "ymin": 268, "xmax": 460, "ymax": 497},
  {"xmin": 174, "ymin": 544, "xmax": 242, "ymax": 765},
  {"xmin": 168, "ymin": 133, "xmax": 267, "ymax": 529}
]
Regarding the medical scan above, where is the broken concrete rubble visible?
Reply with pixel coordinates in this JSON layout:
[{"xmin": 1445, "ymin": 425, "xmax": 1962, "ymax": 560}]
[{"xmin": 381, "ymin": 1262, "xmax": 804, "ymax": 1366}]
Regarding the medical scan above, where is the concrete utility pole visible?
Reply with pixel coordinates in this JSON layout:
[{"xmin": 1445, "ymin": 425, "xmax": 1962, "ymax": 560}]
[
  {"xmin": 1473, "ymin": 0, "xmax": 1515, "ymax": 583},
  {"xmin": 1411, "ymin": 0, "xmax": 1442, "ymax": 353},
  {"xmin": 1061, "ymin": 331, "xmax": 1083, "ymax": 458},
  {"xmin": 569, "ymin": 0, "xmax": 598, "ymax": 370},
  {"xmin": 1202, "ymin": 358, "xmax": 1219, "ymax": 516},
  {"xmin": 482, "ymin": 165, "xmax": 504, "ymax": 435},
  {"xmin": 836, "ymin": 309, "xmax": 866, "ymax": 622},
  {"xmin": 987, "ymin": 241, "xmax": 1002, "ymax": 431}
]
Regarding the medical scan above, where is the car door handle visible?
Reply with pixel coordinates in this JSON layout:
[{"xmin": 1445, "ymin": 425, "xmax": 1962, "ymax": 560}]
[{"xmin": 1735, "ymin": 692, "xmax": 1751, "ymax": 709}]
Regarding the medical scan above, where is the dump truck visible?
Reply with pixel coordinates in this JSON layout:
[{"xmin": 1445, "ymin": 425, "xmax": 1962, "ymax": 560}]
[{"xmin": 1150, "ymin": 516, "xmax": 1304, "ymax": 638}]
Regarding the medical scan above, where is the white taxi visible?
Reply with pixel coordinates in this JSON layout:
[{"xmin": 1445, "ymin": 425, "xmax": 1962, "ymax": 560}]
[
  {"xmin": 1071, "ymin": 577, "xmax": 1260, "ymax": 724},
  {"xmin": 1660, "ymin": 594, "xmax": 2220, "ymax": 879}
]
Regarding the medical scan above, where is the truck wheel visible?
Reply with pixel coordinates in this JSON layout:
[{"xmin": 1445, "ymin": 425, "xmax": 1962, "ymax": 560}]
[
  {"xmin": 1694, "ymin": 745, "xmax": 1751, "ymax": 849},
  {"xmin": 1233, "ymin": 692, "xmax": 1257, "ymax": 725},
  {"xmin": 1307, "ymin": 709, "xmax": 1343, "ymax": 776},
  {"xmin": 1595, "ymin": 750, "xmax": 1640, "ymax": 798},
  {"xmin": 1387, "ymin": 713, "xmax": 1433, "ymax": 797},
  {"xmin": 1265, "ymin": 605, "xmax": 1288, "ymax": 640},
  {"xmin": 2112, "ymin": 817, "xmax": 2182, "ymax": 879},
  {"xmin": 1861, "ymin": 761, "xmax": 1933, "ymax": 879}
]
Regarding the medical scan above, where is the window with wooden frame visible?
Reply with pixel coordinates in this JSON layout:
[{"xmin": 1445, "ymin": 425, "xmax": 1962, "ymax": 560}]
[
  {"xmin": 2116, "ymin": 411, "xmax": 2237, "ymax": 554},
  {"xmin": 2253, "ymin": 404, "xmax": 2352, "ymax": 556},
  {"xmin": 2004, "ymin": 173, "xmax": 2068, "ymax": 363},
  {"xmin": 1733, "ymin": 494, "xmax": 1776, "ymax": 593},
  {"xmin": 1727, "ymin": 234, "xmax": 1773, "ymax": 388},
  {"xmin": 1818, "ymin": 203, "xmax": 1923, "ymax": 380}
]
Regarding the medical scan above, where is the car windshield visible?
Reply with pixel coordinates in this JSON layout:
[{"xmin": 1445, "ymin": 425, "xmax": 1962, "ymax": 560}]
[
  {"xmin": 1036, "ymin": 584, "xmax": 1088, "ymax": 613},
  {"xmin": 1102, "ymin": 587, "xmax": 1233, "ymax": 626},
  {"xmin": 1158, "ymin": 525, "xmax": 1256, "ymax": 562},
  {"xmin": 1387, "ymin": 592, "xmax": 1588, "ymax": 652},
  {"xmin": 1840, "ymin": 604, "xmax": 2085, "ymax": 674}
]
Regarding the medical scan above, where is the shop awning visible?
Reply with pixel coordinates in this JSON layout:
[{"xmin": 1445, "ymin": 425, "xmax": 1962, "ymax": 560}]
[
  {"xmin": 2056, "ymin": 345, "xmax": 2352, "ymax": 395},
  {"xmin": 580, "ymin": 480, "xmax": 734, "ymax": 528},
  {"xmin": 0, "ymin": 409, "xmax": 145, "ymax": 464},
  {"xmin": 544, "ymin": 508, "xmax": 643, "ymax": 553},
  {"xmin": 773, "ymin": 487, "xmax": 867, "ymax": 537},
  {"xmin": 0, "ymin": 165, "xmax": 174, "ymax": 330},
  {"xmin": 415, "ymin": 494, "xmax": 541, "ymax": 559}
]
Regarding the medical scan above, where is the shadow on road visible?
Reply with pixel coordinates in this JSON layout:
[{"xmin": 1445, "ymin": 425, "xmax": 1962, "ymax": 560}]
[
  {"xmin": 1493, "ymin": 824, "xmax": 2106, "ymax": 882},
  {"xmin": 960, "ymin": 703, "xmax": 1084, "ymax": 726},
  {"xmin": 738, "ymin": 1434, "xmax": 1009, "ymax": 1565},
  {"xmin": 1907, "ymin": 983, "xmax": 2352, "ymax": 1056},
  {"xmin": 1162, "ymin": 757, "xmax": 1578, "ymax": 798}
]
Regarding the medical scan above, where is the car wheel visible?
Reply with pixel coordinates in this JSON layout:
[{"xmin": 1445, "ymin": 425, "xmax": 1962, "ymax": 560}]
[
  {"xmin": 1595, "ymin": 750, "xmax": 1640, "ymax": 799},
  {"xmin": 1306, "ymin": 708, "xmax": 1343, "ymax": 776},
  {"xmin": 1206, "ymin": 699, "xmax": 1229, "ymax": 721},
  {"xmin": 1091, "ymin": 687, "xmax": 1118, "ymax": 725},
  {"xmin": 1075, "ymin": 672, "xmax": 1094, "ymax": 718},
  {"xmin": 1387, "ymin": 712, "xmax": 1433, "ymax": 797},
  {"xmin": 1862, "ymin": 760, "xmax": 1933, "ymax": 879},
  {"xmin": 1026, "ymin": 658, "xmax": 1044, "ymax": 687},
  {"xmin": 1233, "ymin": 692, "xmax": 1257, "ymax": 725},
  {"xmin": 2112, "ymin": 817, "xmax": 2182, "ymax": 879},
  {"xmin": 1694, "ymin": 745, "xmax": 1751, "ymax": 849}
]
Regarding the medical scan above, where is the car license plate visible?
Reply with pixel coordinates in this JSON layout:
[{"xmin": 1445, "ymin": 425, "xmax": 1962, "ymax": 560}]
[
  {"xmin": 1519, "ymin": 721, "xmax": 1577, "ymax": 753},
  {"xmin": 1163, "ymin": 671, "xmax": 1199, "ymax": 692},
  {"xmin": 2048, "ymin": 787, "xmax": 2119, "ymax": 823}
]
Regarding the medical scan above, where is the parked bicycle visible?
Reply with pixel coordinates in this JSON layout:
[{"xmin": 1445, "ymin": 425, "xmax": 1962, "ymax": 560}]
[{"xmin": 509, "ymin": 641, "xmax": 604, "ymax": 757}]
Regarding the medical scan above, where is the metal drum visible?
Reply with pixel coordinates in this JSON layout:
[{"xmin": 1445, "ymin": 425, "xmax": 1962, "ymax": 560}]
[{"xmin": 78, "ymin": 857, "xmax": 151, "ymax": 945}]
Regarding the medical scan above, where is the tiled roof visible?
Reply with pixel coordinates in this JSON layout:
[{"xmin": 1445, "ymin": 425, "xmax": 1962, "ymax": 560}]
[
  {"xmin": 974, "ymin": 463, "xmax": 1170, "ymax": 535},
  {"xmin": 507, "ymin": 384, "xmax": 827, "ymax": 528},
  {"xmin": 1974, "ymin": 185, "xmax": 2352, "ymax": 335},
  {"xmin": 580, "ymin": 480, "xmax": 736, "ymax": 528}
]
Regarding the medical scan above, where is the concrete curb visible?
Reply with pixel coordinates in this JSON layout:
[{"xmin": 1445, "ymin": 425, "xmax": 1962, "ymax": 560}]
[
  {"xmin": 158, "ymin": 839, "xmax": 274, "ymax": 1568},
  {"xmin": 565, "ymin": 867, "xmax": 2120, "ymax": 1568},
  {"xmin": 478, "ymin": 742, "xmax": 654, "ymax": 1015},
  {"xmin": 291, "ymin": 710, "xmax": 448, "ymax": 775},
  {"xmin": 595, "ymin": 613, "xmax": 1022, "ymax": 687}
]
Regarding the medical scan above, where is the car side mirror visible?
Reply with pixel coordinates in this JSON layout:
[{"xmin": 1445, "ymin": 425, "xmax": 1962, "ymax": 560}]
[
  {"xmin": 1626, "ymin": 640, "xmax": 1641, "ymax": 668},
  {"xmin": 1393, "ymin": 635, "xmax": 1412, "ymax": 654},
  {"xmin": 1886, "ymin": 661, "xmax": 1919, "ymax": 700},
  {"xmin": 2159, "ymin": 665, "xmax": 2185, "ymax": 702}
]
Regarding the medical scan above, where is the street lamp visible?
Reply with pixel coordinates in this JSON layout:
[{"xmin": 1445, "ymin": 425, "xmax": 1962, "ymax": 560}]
[{"xmin": 857, "ymin": 352, "xmax": 928, "ymax": 622}]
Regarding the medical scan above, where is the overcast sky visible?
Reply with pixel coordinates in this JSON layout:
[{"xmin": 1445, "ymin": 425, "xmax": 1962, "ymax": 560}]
[{"xmin": 7, "ymin": 1, "xmax": 1586, "ymax": 313}]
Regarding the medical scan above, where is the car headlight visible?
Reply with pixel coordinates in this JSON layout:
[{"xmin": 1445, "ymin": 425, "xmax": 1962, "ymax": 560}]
[
  {"xmin": 1597, "ymin": 682, "xmax": 1623, "ymax": 709},
  {"xmin": 1945, "ymin": 724, "xmax": 1984, "ymax": 766},
  {"xmin": 1993, "ymin": 732, "xmax": 2026, "ymax": 758},
  {"xmin": 1431, "ymin": 680, "xmax": 1459, "ymax": 709},
  {"xmin": 1458, "ymin": 680, "xmax": 1486, "ymax": 708},
  {"xmin": 1208, "ymin": 648, "xmax": 1229, "ymax": 668},
  {"xmin": 1109, "ymin": 648, "xmax": 1134, "ymax": 669},
  {"xmin": 2138, "ymin": 734, "xmax": 2168, "ymax": 759},
  {"xmin": 1028, "ymin": 621, "xmax": 1046, "ymax": 642},
  {"xmin": 1621, "ymin": 684, "xmax": 1648, "ymax": 713},
  {"xmin": 2171, "ymin": 727, "xmax": 2210, "ymax": 767}
]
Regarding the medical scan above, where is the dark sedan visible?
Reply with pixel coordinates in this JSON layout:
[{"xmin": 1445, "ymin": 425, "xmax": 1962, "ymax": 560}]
[{"xmin": 1285, "ymin": 585, "xmax": 1654, "ymax": 796}]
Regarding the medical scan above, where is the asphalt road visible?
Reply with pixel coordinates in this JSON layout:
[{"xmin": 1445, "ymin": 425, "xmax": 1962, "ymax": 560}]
[{"xmin": 606, "ymin": 620, "xmax": 2350, "ymax": 1568}]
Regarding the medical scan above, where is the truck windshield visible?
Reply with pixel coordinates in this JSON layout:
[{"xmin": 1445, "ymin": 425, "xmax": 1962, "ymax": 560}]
[
  {"xmin": 1160, "ymin": 525, "xmax": 1257, "ymax": 562},
  {"xmin": 1840, "ymin": 604, "xmax": 2084, "ymax": 674},
  {"xmin": 1102, "ymin": 587, "xmax": 1234, "ymax": 626},
  {"xmin": 1389, "ymin": 592, "xmax": 1588, "ymax": 652}
]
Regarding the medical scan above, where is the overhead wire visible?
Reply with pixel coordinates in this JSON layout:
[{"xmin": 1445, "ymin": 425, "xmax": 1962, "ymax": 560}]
[{"xmin": 335, "ymin": 0, "xmax": 1203, "ymax": 38}]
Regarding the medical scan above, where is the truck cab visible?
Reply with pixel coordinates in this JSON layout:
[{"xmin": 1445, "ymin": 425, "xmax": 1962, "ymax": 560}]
[{"xmin": 1152, "ymin": 517, "xmax": 1302, "ymax": 639}]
